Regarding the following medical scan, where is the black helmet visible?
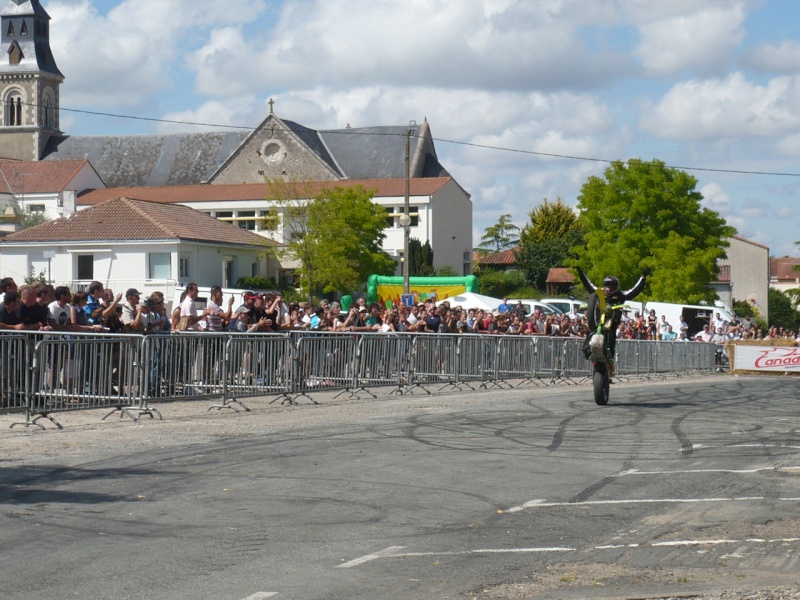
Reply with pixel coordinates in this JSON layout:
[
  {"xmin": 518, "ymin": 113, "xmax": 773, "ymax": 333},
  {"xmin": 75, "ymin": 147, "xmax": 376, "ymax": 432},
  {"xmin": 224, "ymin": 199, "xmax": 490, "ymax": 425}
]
[{"xmin": 602, "ymin": 276, "xmax": 619, "ymax": 291}]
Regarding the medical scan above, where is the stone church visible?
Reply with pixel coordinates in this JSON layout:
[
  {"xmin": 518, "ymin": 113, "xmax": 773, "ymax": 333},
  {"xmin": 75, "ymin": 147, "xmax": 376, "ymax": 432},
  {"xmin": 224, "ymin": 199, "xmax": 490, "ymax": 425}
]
[{"xmin": 0, "ymin": 0, "xmax": 451, "ymax": 189}]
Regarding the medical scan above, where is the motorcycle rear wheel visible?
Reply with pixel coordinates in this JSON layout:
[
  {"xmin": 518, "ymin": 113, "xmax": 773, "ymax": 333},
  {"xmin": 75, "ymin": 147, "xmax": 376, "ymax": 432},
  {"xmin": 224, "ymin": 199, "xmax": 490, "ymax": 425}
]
[{"xmin": 593, "ymin": 368, "xmax": 609, "ymax": 406}]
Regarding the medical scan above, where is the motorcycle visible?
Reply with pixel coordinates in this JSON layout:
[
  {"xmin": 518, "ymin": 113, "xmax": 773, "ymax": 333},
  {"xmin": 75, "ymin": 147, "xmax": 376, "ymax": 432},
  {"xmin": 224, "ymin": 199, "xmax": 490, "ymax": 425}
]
[{"xmin": 587, "ymin": 302, "xmax": 628, "ymax": 406}]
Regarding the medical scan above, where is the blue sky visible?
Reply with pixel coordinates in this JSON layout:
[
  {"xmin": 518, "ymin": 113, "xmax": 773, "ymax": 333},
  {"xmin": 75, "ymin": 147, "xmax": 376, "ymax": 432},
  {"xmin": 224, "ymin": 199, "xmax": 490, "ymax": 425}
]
[{"xmin": 45, "ymin": 0, "xmax": 800, "ymax": 257}]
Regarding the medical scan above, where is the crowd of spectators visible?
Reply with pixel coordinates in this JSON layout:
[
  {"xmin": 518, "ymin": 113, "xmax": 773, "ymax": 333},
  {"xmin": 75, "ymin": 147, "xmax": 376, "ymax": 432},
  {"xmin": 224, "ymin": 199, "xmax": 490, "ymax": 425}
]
[{"xmin": 2, "ymin": 276, "xmax": 799, "ymax": 345}]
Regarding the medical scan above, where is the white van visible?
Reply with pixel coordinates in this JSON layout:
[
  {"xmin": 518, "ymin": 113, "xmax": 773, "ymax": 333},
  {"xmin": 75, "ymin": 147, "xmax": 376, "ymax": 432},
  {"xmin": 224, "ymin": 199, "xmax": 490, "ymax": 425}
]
[
  {"xmin": 540, "ymin": 298, "xmax": 584, "ymax": 317},
  {"xmin": 643, "ymin": 301, "xmax": 737, "ymax": 339}
]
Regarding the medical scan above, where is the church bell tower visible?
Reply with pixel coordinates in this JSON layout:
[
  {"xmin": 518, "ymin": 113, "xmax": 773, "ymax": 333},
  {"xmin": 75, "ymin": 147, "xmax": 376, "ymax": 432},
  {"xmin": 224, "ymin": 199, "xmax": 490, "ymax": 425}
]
[{"xmin": 0, "ymin": 0, "xmax": 63, "ymax": 161}]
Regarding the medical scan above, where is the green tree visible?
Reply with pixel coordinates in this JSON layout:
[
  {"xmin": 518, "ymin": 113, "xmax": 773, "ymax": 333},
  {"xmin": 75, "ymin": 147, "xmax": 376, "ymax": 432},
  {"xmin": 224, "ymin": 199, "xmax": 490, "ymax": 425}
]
[
  {"xmin": 408, "ymin": 238, "xmax": 434, "ymax": 276},
  {"xmin": 476, "ymin": 213, "xmax": 519, "ymax": 255},
  {"xmin": 22, "ymin": 208, "xmax": 48, "ymax": 229},
  {"xmin": 768, "ymin": 287, "xmax": 800, "ymax": 330},
  {"xmin": 569, "ymin": 159, "xmax": 736, "ymax": 303},
  {"xmin": 273, "ymin": 182, "xmax": 395, "ymax": 300},
  {"xmin": 516, "ymin": 198, "xmax": 584, "ymax": 292}
]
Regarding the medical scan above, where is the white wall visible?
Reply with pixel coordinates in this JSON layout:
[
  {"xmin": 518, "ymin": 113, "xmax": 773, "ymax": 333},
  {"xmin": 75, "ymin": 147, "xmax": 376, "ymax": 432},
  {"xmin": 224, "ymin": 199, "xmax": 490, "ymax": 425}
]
[{"xmin": 430, "ymin": 180, "xmax": 473, "ymax": 275}]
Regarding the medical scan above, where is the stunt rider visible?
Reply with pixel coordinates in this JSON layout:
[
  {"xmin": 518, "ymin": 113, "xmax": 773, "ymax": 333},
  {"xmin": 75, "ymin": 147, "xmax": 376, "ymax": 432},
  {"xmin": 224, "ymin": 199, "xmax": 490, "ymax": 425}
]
[{"xmin": 577, "ymin": 266, "xmax": 651, "ymax": 360}]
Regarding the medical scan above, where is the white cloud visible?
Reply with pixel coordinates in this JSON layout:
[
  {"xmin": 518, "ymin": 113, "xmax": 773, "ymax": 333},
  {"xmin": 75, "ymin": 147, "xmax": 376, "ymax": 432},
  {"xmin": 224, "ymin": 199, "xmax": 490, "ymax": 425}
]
[
  {"xmin": 47, "ymin": 0, "xmax": 265, "ymax": 108},
  {"xmin": 640, "ymin": 73, "xmax": 800, "ymax": 141},
  {"xmin": 188, "ymin": 0, "xmax": 633, "ymax": 97},
  {"xmin": 743, "ymin": 40, "xmax": 800, "ymax": 74},
  {"xmin": 700, "ymin": 182, "xmax": 733, "ymax": 215},
  {"xmin": 635, "ymin": 4, "xmax": 746, "ymax": 76}
]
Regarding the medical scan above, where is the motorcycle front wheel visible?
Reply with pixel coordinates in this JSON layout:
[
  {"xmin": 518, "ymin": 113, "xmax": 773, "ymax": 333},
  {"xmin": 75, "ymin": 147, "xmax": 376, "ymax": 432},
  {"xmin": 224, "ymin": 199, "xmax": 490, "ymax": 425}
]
[{"xmin": 593, "ymin": 367, "xmax": 609, "ymax": 406}]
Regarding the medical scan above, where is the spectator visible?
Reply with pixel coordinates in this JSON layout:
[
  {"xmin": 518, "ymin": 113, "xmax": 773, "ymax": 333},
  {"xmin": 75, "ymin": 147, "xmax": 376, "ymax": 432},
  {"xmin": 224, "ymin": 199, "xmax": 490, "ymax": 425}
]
[
  {"xmin": 661, "ymin": 325, "xmax": 677, "ymax": 341},
  {"xmin": 658, "ymin": 315, "xmax": 671, "ymax": 340},
  {"xmin": 0, "ymin": 292, "xmax": 32, "ymax": 330},
  {"xmin": 18, "ymin": 285, "xmax": 50, "ymax": 330},
  {"xmin": 0, "ymin": 276, "xmax": 17, "ymax": 304},
  {"xmin": 695, "ymin": 324, "xmax": 713, "ymax": 343},
  {"xmin": 120, "ymin": 288, "xmax": 146, "ymax": 332},
  {"xmin": 497, "ymin": 297, "xmax": 511, "ymax": 314},
  {"xmin": 178, "ymin": 282, "xmax": 207, "ymax": 331},
  {"xmin": 678, "ymin": 314, "xmax": 689, "ymax": 339},
  {"xmin": 205, "ymin": 286, "xmax": 233, "ymax": 332}
]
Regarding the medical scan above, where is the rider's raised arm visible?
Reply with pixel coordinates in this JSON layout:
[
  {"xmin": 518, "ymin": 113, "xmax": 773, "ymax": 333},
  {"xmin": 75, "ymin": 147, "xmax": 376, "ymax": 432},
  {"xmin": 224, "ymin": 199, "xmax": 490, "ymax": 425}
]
[
  {"xmin": 622, "ymin": 268, "xmax": 650, "ymax": 300},
  {"xmin": 576, "ymin": 266, "xmax": 596, "ymax": 294}
]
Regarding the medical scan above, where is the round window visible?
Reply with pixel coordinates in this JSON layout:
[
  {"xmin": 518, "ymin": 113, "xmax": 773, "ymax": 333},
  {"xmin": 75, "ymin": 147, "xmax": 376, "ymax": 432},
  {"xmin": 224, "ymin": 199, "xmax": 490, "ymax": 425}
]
[{"xmin": 261, "ymin": 141, "xmax": 284, "ymax": 163}]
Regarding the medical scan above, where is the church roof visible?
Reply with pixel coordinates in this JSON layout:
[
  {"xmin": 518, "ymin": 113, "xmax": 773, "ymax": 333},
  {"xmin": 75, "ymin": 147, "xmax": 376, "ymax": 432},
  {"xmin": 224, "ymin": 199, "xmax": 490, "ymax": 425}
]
[
  {"xmin": 78, "ymin": 177, "xmax": 454, "ymax": 206},
  {"xmin": 1, "ymin": 0, "xmax": 48, "ymax": 17},
  {"xmin": 0, "ymin": 0, "xmax": 63, "ymax": 78},
  {"xmin": 1, "ymin": 196, "xmax": 277, "ymax": 247},
  {"xmin": 41, "ymin": 118, "xmax": 449, "ymax": 189},
  {"xmin": 41, "ymin": 131, "xmax": 250, "ymax": 188}
]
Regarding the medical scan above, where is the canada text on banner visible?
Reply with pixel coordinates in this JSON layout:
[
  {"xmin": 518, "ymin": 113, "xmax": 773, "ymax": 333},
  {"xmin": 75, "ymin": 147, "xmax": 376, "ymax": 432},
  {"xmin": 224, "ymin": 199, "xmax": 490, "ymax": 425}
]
[{"xmin": 734, "ymin": 345, "xmax": 800, "ymax": 372}]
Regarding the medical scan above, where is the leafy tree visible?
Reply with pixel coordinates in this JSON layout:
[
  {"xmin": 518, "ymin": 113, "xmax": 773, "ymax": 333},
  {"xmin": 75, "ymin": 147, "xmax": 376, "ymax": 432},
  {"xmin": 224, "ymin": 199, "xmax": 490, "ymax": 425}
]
[
  {"xmin": 517, "ymin": 198, "xmax": 584, "ymax": 292},
  {"xmin": 569, "ymin": 159, "xmax": 736, "ymax": 304},
  {"xmin": 768, "ymin": 287, "xmax": 800, "ymax": 330},
  {"xmin": 22, "ymin": 209, "xmax": 48, "ymax": 229},
  {"xmin": 271, "ymin": 183, "xmax": 395, "ymax": 300},
  {"xmin": 477, "ymin": 270, "xmax": 526, "ymax": 298},
  {"xmin": 408, "ymin": 238, "xmax": 434, "ymax": 276},
  {"xmin": 476, "ymin": 213, "xmax": 519, "ymax": 255},
  {"xmin": 520, "ymin": 197, "xmax": 580, "ymax": 244}
]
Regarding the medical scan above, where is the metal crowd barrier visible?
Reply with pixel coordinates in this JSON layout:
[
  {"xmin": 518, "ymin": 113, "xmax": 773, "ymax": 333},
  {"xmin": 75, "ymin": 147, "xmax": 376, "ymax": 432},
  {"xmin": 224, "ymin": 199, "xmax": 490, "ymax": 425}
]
[
  {"xmin": 1, "ymin": 331, "xmax": 717, "ymax": 429},
  {"xmin": 1, "ymin": 333, "xmax": 29, "ymax": 416}
]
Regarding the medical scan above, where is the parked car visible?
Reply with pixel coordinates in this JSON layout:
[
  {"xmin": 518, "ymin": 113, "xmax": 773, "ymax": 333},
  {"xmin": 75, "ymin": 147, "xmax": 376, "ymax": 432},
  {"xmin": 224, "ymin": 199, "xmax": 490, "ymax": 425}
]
[{"xmin": 507, "ymin": 299, "xmax": 563, "ymax": 317}]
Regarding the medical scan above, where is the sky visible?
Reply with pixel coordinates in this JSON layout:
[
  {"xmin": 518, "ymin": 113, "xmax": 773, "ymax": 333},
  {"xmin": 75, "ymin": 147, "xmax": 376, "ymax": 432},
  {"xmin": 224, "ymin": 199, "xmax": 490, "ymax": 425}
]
[{"xmin": 44, "ymin": 0, "xmax": 800, "ymax": 257}]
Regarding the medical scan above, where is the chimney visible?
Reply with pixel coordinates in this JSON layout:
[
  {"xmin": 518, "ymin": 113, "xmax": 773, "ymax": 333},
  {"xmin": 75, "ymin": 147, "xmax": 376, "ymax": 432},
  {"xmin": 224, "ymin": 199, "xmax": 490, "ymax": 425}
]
[{"xmin": 61, "ymin": 190, "xmax": 77, "ymax": 216}]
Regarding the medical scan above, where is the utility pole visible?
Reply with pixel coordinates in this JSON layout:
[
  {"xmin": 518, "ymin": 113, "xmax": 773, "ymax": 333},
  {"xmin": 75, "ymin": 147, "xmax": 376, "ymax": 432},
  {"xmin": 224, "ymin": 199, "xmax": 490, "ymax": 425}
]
[{"xmin": 399, "ymin": 121, "xmax": 416, "ymax": 294}]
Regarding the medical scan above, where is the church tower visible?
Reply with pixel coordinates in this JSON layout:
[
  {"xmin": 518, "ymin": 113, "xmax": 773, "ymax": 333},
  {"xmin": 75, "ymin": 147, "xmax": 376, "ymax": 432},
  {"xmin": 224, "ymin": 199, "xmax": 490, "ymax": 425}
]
[{"xmin": 0, "ymin": 0, "xmax": 63, "ymax": 161}]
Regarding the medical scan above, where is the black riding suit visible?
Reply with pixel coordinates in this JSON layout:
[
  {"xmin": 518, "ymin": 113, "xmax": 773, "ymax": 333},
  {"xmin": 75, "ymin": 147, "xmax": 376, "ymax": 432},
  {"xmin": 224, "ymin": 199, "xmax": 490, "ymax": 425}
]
[{"xmin": 577, "ymin": 267, "xmax": 648, "ymax": 358}]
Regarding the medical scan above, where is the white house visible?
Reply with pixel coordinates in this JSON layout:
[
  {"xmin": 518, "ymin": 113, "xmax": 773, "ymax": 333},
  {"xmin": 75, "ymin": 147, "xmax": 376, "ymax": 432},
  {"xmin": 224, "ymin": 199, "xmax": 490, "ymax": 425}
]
[
  {"xmin": 78, "ymin": 177, "xmax": 473, "ymax": 277},
  {"xmin": 0, "ymin": 158, "xmax": 105, "ymax": 221},
  {"xmin": 0, "ymin": 196, "xmax": 281, "ymax": 300}
]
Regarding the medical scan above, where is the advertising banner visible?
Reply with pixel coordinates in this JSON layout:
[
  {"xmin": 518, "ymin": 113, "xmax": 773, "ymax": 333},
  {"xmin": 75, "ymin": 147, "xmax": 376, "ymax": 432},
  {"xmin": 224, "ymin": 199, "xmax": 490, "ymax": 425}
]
[
  {"xmin": 734, "ymin": 345, "xmax": 800, "ymax": 373},
  {"xmin": 376, "ymin": 284, "xmax": 467, "ymax": 307}
]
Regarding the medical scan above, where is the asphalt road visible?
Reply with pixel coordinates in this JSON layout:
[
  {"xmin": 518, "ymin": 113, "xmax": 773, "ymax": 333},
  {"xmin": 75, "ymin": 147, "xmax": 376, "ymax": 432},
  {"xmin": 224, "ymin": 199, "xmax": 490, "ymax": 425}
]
[{"xmin": 1, "ymin": 375, "xmax": 800, "ymax": 600}]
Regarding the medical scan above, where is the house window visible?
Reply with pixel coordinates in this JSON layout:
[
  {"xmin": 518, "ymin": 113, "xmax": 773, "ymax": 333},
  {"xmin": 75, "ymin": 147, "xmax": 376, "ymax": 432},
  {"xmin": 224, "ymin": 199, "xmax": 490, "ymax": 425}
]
[
  {"xmin": 216, "ymin": 211, "xmax": 233, "ymax": 219},
  {"xmin": 179, "ymin": 256, "xmax": 189, "ymax": 279},
  {"xmin": 384, "ymin": 206, "xmax": 394, "ymax": 228},
  {"xmin": 20, "ymin": 20, "xmax": 27, "ymax": 36},
  {"xmin": 7, "ymin": 22, "xmax": 14, "ymax": 37},
  {"xmin": 148, "ymin": 252, "xmax": 171, "ymax": 280},
  {"xmin": 76, "ymin": 255, "xmax": 93, "ymax": 281},
  {"xmin": 28, "ymin": 204, "xmax": 45, "ymax": 213},
  {"xmin": 238, "ymin": 210, "xmax": 256, "ymax": 230},
  {"xmin": 252, "ymin": 262, "xmax": 259, "ymax": 277}
]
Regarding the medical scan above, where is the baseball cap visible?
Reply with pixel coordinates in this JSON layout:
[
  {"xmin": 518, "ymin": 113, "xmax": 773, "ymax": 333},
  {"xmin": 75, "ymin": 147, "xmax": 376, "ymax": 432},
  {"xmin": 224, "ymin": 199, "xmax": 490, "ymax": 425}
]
[
  {"xmin": 125, "ymin": 288, "xmax": 141, "ymax": 298},
  {"xmin": 243, "ymin": 291, "xmax": 259, "ymax": 300}
]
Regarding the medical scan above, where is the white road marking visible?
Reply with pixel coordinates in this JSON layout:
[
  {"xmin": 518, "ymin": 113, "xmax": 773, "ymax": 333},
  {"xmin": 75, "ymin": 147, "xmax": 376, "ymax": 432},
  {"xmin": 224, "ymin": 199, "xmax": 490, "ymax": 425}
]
[
  {"xmin": 596, "ymin": 538, "xmax": 800, "ymax": 550},
  {"xmin": 337, "ymin": 546, "xmax": 406, "ymax": 568},
  {"xmin": 618, "ymin": 466, "xmax": 800, "ymax": 476},
  {"xmin": 393, "ymin": 547, "xmax": 575, "ymax": 557},
  {"xmin": 505, "ymin": 499, "xmax": 546, "ymax": 513},
  {"xmin": 243, "ymin": 593, "xmax": 278, "ymax": 600}
]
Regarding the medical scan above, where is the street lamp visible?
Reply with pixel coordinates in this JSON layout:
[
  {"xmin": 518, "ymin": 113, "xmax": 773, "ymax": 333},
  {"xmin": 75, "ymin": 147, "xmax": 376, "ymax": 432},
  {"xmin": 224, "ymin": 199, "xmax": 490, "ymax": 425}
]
[{"xmin": 402, "ymin": 121, "xmax": 416, "ymax": 295}]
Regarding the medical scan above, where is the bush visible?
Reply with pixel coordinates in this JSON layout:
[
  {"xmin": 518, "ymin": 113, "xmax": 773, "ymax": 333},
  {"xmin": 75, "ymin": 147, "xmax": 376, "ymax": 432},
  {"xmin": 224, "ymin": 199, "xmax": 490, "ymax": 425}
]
[
  {"xmin": 236, "ymin": 276, "xmax": 276, "ymax": 290},
  {"xmin": 478, "ymin": 270, "xmax": 525, "ymax": 298}
]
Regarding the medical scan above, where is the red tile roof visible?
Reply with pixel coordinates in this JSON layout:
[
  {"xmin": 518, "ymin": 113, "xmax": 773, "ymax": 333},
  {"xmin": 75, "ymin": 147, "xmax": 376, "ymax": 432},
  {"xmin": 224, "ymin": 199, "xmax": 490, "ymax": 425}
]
[
  {"xmin": 477, "ymin": 247, "xmax": 519, "ymax": 265},
  {"xmin": 1, "ymin": 196, "xmax": 278, "ymax": 247},
  {"xmin": 770, "ymin": 257, "xmax": 800, "ymax": 281},
  {"xmin": 0, "ymin": 160, "xmax": 94, "ymax": 194},
  {"xmin": 78, "ymin": 177, "xmax": 453, "ymax": 206},
  {"xmin": 547, "ymin": 267, "xmax": 575, "ymax": 284},
  {"xmin": 714, "ymin": 264, "xmax": 731, "ymax": 283}
]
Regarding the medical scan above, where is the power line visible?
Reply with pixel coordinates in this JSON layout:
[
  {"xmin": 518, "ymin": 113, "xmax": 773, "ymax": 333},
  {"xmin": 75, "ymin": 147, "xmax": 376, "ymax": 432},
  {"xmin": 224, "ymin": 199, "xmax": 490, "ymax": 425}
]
[{"xmin": 27, "ymin": 102, "xmax": 800, "ymax": 178}]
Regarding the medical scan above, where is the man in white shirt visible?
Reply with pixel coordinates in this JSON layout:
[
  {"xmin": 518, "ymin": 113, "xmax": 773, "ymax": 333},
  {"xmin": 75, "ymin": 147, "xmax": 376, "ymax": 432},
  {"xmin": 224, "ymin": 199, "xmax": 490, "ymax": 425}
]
[
  {"xmin": 120, "ymin": 288, "xmax": 146, "ymax": 333},
  {"xmin": 658, "ymin": 315, "xmax": 671, "ymax": 340},
  {"xmin": 179, "ymin": 283, "xmax": 207, "ymax": 331},
  {"xmin": 695, "ymin": 324, "xmax": 713, "ymax": 343}
]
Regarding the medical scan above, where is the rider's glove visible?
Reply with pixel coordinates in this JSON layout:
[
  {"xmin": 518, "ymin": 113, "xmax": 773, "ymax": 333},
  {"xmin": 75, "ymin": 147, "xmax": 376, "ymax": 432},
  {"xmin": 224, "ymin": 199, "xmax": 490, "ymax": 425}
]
[{"xmin": 642, "ymin": 267, "xmax": 652, "ymax": 277}]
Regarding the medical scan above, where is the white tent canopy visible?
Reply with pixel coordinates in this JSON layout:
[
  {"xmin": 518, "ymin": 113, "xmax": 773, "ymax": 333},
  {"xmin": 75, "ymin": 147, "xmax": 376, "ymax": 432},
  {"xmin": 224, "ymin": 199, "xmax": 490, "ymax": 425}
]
[{"xmin": 435, "ymin": 292, "xmax": 504, "ymax": 312}]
